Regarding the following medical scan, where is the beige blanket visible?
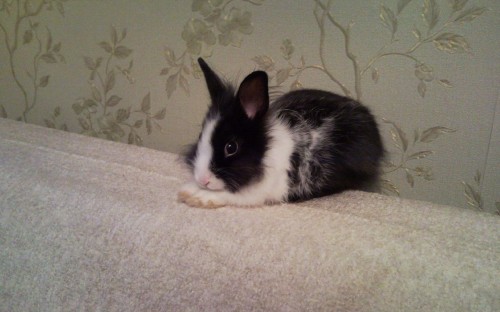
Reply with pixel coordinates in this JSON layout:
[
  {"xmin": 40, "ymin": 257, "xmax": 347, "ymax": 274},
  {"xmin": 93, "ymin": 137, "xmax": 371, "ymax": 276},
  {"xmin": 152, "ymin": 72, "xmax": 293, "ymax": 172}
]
[{"xmin": 1, "ymin": 118, "xmax": 499, "ymax": 311}]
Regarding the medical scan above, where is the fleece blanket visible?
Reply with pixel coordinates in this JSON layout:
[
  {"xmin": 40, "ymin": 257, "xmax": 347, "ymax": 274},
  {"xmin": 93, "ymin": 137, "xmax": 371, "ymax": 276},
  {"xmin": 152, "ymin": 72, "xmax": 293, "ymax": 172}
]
[{"xmin": 0, "ymin": 117, "xmax": 499, "ymax": 312}]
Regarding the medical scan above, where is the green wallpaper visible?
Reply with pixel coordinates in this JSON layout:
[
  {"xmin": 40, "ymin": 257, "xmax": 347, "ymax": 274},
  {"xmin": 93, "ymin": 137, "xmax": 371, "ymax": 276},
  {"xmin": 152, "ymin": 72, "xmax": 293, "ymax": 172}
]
[{"xmin": 1, "ymin": 0, "xmax": 498, "ymax": 213}]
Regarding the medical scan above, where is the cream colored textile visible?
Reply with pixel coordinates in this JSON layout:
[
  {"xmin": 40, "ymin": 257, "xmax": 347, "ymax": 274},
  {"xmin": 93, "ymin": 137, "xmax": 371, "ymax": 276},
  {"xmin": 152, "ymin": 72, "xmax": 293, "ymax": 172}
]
[{"xmin": 1, "ymin": 118, "xmax": 499, "ymax": 311}]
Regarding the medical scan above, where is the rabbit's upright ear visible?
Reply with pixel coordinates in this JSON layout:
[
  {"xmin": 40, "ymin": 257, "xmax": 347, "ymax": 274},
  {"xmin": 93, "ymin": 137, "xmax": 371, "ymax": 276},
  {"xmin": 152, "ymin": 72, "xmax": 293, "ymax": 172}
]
[
  {"xmin": 198, "ymin": 58, "xmax": 226, "ymax": 103},
  {"xmin": 237, "ymin": 71, "xmax": 269, "ymax": 120}
]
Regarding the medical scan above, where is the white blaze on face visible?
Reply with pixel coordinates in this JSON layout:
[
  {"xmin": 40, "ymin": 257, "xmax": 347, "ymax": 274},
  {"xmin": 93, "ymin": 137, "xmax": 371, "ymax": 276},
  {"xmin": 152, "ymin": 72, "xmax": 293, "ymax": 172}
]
[{"xmin": 194, "ymin": 117, "xmax": 225, "ymax": 190}]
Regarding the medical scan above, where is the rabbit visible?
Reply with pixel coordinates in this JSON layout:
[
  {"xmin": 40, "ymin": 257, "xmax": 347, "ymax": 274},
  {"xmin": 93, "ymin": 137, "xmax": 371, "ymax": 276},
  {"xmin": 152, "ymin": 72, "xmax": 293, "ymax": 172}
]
[{"xmin": 177, "ymin": 58, "xmax": 384, "ymax": 208}]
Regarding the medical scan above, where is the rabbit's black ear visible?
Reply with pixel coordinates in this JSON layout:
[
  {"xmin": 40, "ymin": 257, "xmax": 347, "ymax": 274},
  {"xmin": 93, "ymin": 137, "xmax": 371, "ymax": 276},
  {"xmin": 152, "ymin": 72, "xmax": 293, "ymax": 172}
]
[
  {"xmin": 237, "ymin": 71, "xmax": 269, "ymax": 120},
  {"xmin": 198, "ymin": 58, "xmax": 226, "ymax": 103}
]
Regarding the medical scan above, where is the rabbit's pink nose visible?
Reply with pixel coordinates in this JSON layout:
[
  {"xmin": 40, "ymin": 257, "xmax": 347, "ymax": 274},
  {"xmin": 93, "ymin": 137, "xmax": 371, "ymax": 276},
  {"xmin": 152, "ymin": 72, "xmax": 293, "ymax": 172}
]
[{"xmin": 196, "ymin": 174, "xmax": 211, "ymax": 188}]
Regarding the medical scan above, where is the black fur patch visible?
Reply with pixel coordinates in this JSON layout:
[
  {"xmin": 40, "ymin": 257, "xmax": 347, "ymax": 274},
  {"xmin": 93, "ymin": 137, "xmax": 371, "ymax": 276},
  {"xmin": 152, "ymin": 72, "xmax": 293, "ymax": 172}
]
[
  {"xmin": 210, "ymin": 113, "xmax": 268, "ymax": 192},
  {"xmin": 272, "ymin": 89, "xmax": 384, "ymax": 201}
]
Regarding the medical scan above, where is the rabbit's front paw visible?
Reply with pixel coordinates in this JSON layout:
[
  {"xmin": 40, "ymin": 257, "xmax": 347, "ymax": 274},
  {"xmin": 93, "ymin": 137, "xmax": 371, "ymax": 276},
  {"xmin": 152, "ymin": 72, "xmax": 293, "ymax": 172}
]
[
  {"xmin": 177, "ymin": 182, "xmax": 199, "ymax": 202},
  {"xmin": 178, "ymin": 183, "xmax": 226, "ymax": 209}
]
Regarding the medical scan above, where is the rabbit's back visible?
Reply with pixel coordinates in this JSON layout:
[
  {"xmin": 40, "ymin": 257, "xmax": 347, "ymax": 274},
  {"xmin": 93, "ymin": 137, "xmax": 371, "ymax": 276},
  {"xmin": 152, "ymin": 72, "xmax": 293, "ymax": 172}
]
[{"xmin": 268, "ymin": 89, "xmax": 384, "ymax": 201}]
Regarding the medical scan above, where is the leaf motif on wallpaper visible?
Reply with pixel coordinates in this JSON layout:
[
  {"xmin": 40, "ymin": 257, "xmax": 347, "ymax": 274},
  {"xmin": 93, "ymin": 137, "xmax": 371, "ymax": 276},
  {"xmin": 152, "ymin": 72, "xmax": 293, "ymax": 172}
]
[
  {"xmin": 245, "ymin": 0, "xmax": 265, "ymax": 4},
  {"xmin": 438, "ymin": 79, "xmax": 452, "ymax": 88},
  {"xmin": 419, "ymin": 126, "xmax": 456, "ymax": 142},
  {"xmin": 0, "ymin": 1, "xmax": 66, "ymax": 122},
  {"xmin": 166, "ymin": 73, "xmax": 179, "ymax": 98},
  {"xmin": 217, "ymin": 8, "xmax": 254, "ymax": 47},
  {"xmin": 182, "ymin": 18, "xmax": 216, "ymax": 55},
  {"xmin": 23, "ymin": 29, "xmax": 34, "ymax": 44},
  {"xmin": 371, "ymin": 68, "xmax": 380, "ymax": 83},
  {"xmin": 192, "ymin": 0, "xmax": 220, "ymax": 14},
  {"xmin": 280, "ymin": 39, "xmax": 295, "ymax": 60},
  {"xmin": 276, "ymin": 68, "xmax": 293, "ymax": 86},
  {"xmin": 433, "ymin": 33, "xmax": 471, "ymax": 54},
  {"xmin": 252, "ymin": 55, "xmax": 275, "ymax": 71},
  {"xmin": 38, "ymin": 75, "xmax": 50, "ymax": 88},
  {"xmin": 422, "ymin": 0, "xmax": 439, "ymax": 31},
  {"xmin": 290, "ymin": 79, "xmax": 303, "ymax": 90},
  {"xmin": 311, "ymin": 0, "xmax": 487, "ymax": 100},
  {"xmin": 251, "ymin": 40, "xmax": 333, "ymax": 91},
  {"xmin": 73, "ymin": 27, "xmax": 166, "ymax": 145},
  {"xmin": 381, "ymin": 119, "xmax": 455, "ymax": 193},
  {"xmin": 0, "ymin": 104, "xmax": 8, "ymax": 118},
  {"xmin": 161, "ymin": 48, "xmax": 194, "ymax": 98},
  {"xmin": 414, "ymin": 63, "xmax": 434, "ymax": 97},
  {"xmin": 380, "ymin": 178, "xmax": 400, "ymax": 196},
  {"xmin": 116, "ymin": 60, "xmax": 135, "ymax": 84},
  {"xmin": 454, "ymin": 6, "xmax": 488, "ymax": 23},
  {"xmin": 449, "ymin": 0, "xmax": 468, "ymax": 12},
  {"xmin": 161, "ymin": 0, "xmax": 264, "ymax": 98},
  {"xmin": 462, "ymin": 170, "xmax": 483, "ymax": 210},
  {"xmin": 43, "ymin": 106, "xmax": 68, "ymax": 131},
  {"xmin": 397, "ymin": 0, "xmax": 414, "ymax": 14},
  {"xmin": 380, "ymin": 4, "xmax": 398, "ymax": 40},
  {"xmin": 414, "ymin": 63, "xmax": 433, "ymax": 81},
  {"xmin": 45, "ymin": 0, "xmax": 67, "ymax": 16}
]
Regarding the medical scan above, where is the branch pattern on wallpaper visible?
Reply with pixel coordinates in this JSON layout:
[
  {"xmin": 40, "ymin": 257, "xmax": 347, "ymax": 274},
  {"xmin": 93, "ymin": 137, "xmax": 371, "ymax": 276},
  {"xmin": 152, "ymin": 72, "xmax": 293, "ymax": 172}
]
[
  {"xmin": 72, "ymin": 27, "xmax": 166, "ymax": 145},
  {"xmin": 0, "ymin": 0, "xmax": 67, "ymax": 124},
  {"xmin": 462, "ymin": 170, "xmax": 499, "ymax": 213}
]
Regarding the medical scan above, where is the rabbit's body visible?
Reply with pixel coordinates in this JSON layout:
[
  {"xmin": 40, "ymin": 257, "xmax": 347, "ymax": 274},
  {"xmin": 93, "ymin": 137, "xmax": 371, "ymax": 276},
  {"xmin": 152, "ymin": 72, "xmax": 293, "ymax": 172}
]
[
  {"xmin": 178, "ymin": 58, "xmax": 383, "ymax": 208},
  {"xmin": 270, "ymin": 90, "xmax": 383, "ymax": 201}
]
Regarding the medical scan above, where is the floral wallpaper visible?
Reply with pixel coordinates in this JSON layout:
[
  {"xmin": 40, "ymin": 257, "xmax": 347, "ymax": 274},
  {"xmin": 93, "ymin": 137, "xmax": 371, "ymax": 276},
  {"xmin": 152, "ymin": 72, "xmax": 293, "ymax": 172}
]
[{"xmin": 0, "ymin": 0, "xmax": 498, "ymax": 214}]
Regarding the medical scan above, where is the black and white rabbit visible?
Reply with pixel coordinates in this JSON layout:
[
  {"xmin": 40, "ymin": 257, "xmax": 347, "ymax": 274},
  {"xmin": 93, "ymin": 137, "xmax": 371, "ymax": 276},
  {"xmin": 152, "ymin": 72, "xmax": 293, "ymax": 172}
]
[{"xmin": 178, "ymin": 58, "xmax": 383, "ymax": 208}]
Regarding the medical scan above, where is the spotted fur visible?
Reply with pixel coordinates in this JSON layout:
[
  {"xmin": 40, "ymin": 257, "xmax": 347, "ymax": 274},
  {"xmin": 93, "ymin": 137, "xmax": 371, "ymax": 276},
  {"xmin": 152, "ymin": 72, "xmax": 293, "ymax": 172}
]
[
  {"xmin": 271, "ymin": 90, "xmax": 383, "ymax": 201},
  {"xmin": 180, "ymin": 58, "xmax": 383, "ymax": 208}
]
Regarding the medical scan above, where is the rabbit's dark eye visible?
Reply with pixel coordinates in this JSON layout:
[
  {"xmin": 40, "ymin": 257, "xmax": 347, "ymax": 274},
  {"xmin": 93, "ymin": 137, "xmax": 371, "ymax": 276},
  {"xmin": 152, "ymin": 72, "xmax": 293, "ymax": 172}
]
[{"xmin": 224, "ymin": 141, "xmax": 238, "ymax": 157}]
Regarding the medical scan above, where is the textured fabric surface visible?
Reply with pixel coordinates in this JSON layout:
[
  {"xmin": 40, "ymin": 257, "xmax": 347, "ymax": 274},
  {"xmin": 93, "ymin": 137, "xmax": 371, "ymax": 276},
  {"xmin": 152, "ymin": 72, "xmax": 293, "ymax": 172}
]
[{"xmin": 1, "ymin": 118, "xmax": 499, "ymax": 312}]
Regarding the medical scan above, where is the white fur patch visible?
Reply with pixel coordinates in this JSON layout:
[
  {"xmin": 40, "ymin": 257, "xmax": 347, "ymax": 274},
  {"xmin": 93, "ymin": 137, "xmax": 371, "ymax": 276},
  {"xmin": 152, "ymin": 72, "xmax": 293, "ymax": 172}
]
[
  {"xmin": 288, "ymin": 117, "xmax": 335, "ymax": 198},
  {"xmin": 259, "ymin": 119, "xmax": 294, "ymax": 201},
  {"xmin": 193, "ymin": 117, "xmax": 225, "ymax": 190},
  {"xmin": 310, "ymin": 130, "xmax": 320, "ymax": 150}
]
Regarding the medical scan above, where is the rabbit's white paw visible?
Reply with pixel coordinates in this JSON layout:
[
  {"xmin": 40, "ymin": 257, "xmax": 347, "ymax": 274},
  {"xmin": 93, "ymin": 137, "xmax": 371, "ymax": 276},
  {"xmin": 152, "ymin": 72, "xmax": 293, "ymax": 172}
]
[{"xmin": 178, "ymin": 183, "xmax": 226, "ymax": 209}]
